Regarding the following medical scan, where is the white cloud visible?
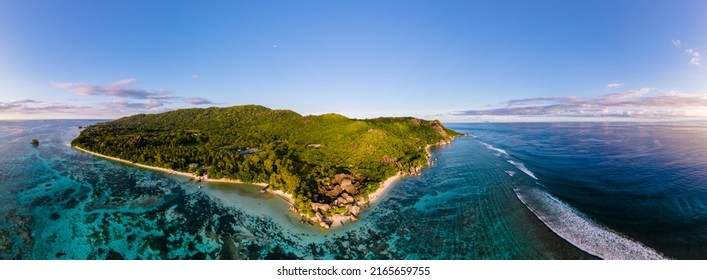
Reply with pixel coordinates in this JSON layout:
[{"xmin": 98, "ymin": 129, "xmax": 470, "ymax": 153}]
[
  {"xmin": 107, "ymin": 100, "xmax": 165, "ymax": 109},
  {"xmin": 185, "ymin": 97, "xmax": 214, "ymax": 105},
  {"xmin": 673, "ymin": 39, "xmax": 701, "ymax": 66},
  {"xmin": 606, "ymin": 82, "xmax": 625, "ymax": 88},
  {"xmin": 455, "ymin": 88, "xmax": 707, "ymax": 119},
  {"xmin": 52, "ymin": 78, "xmax": 172, "ymax": 99},
  {"xmin": 0, "ymin": 99, "xmax": 90, "ymax": 114},
  {"xmin": 599, "ymin": 87, "xmax": 651, "ymax": 104},
  {"xmin": 685, "ymin": 49, "xmax": 701, "ymax": 66},
  {"xmin": 49, "ymin": 78, "xmax": 178, "ymax": 116},
  {"xmin": 30, "ymin": 77, "xmax": 224, "ymax": 118},
  {"xmin": 506, "ymin": 96, "xmax": 578, "ymax": 107},
  {"xmin": 111, "ymin": 78, "xmax": 136, "ymax": 87}
]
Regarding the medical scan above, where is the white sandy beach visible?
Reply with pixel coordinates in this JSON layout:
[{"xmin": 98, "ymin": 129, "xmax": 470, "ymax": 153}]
[
  {"xmin": 367, "ymin": 171, "xmax": 403, "ymax": 205},
  {"xmin": 329, "ymin": 139, "xmax": 456, "ymax": 228},
  {"xmin": 326, "ymin": 172, "xmax": 404, "ymax": 228},
  {"xmin": 364, "ymin": 141, "xmax": 452, "ymax": 206},
  {"xmin": 70, "ymin": 145, "xmax": 294, "ymax": 206},
  {"xmin": 72, "ymin": 135, "xmax": 456, "ymax": 229}
]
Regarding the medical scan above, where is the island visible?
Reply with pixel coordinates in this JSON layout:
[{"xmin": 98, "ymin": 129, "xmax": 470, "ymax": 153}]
[{"xmin": 71, "ymin": 105, "xmax": 461, "ymax": 228}]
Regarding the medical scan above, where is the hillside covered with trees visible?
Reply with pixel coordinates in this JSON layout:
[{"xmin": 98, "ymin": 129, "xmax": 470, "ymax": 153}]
[{"xmin": 71, "ymin": 105, "xmax": 460, "ymax": 227}]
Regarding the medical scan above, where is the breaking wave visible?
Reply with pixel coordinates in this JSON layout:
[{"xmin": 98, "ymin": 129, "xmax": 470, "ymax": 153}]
[
  {"xmin": 507, "ymin": 160, "xmax": 538, "ymax": 180},
  {"xmin": 512, "ymin": 184, "xmax": 666, "ymax": 259},
  {"xmin": 480, "ymin": 142, "xmax": 509, "ymax": 156}
]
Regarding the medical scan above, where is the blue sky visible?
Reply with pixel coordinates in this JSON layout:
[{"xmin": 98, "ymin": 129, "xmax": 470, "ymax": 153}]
[{"xmin": 1, "ymin": 0, "xmax": 706, "ymax": 121}]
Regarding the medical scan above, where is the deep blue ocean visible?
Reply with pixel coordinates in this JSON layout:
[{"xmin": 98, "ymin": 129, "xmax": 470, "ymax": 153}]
[{"xmin": 2, "ymin": 120, "xmax": 707, "ymax": 259}]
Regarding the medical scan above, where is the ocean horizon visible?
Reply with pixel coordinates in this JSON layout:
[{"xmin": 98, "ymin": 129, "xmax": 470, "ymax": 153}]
[{"xmin": 3, "ymin": 120, "xmax": 707, "ymax": 259}]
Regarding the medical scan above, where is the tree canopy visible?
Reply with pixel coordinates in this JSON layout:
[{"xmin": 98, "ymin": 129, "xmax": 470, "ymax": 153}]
[{"xmin": 71, "ymin": 105, "xmax": 460, "ymax": 221}]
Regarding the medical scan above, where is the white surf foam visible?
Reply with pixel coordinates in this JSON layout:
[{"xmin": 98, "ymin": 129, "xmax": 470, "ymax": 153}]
[
  {"xmin": 507, "ymin": 160, "xmax": 538, "ymax": 180},
  {"xmin": 512, "ymin": 185, "xmax": 666, "ymax": 260},
  {"xmin": 480, "ymin": 142, "xmax": 509, "ymax": 157}
]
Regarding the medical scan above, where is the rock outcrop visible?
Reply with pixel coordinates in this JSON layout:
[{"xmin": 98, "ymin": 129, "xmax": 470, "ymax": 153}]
[
  {"xmin": 311, "ymin": 203, "xmax": 331, "ymax": 212},
  {"xmin": 300, "ymin": 126, "xmax": 459, "ymax": 229},
  {"xmin": 341, "ymin": 192, "xmax": 354, "ymax": 203},
  {"xmin": 347, "ymin": 204, "xmax": 361, "ymax": 217},
  {"xmin": 317, "ymin": 173, "xmax": 362, "ymax": 202}
]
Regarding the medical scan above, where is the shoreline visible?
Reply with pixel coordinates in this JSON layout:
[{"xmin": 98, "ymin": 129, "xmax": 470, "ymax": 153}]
[
  {"xmin": 328, "ymin": 137, "xmax": 456, "ymax": 229},
  {"xmin": 325, "ymin": 171, "xmax": 403, "ymax": 229},
  {"xmin": 365, "ymin": 172, "xmax": 403, "ymax": 206},
  {"xmin": 70, "ymin": 144, "xmax": 294, "ymax": 206},
  {"xmin": 363, "ymin": 139, "xmax": 452, "ymax": 207},
  {"xmin": 71, "ymin": 136, "xmax": 457, "ymax": 230}
]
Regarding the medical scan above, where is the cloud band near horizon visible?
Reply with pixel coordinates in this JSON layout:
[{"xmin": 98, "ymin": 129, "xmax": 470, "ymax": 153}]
[
  {"xmin": 52, "ymin": 78, "xmax": 172, "ymax": 100},
  {"xmin": 0, "ymin": 99, "xmax": 90, "ymax": 114},
  {"xmin": 1, "ymin": 78, "xmax": 218, "ymax": 117},
  {"xmin": 455, "ymin": 88, "xmax": 707, "ymax": 119}
]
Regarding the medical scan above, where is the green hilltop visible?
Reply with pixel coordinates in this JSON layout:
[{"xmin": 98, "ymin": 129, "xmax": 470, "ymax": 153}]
[{"xmin": 71, "ymin": 105, "xmax": 461, "ymax": 226}]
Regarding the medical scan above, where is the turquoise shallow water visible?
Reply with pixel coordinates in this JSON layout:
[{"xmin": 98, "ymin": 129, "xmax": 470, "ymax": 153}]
[{"xmin": 13, "ymin": 120, "xmax": 702, "ymax": 259}]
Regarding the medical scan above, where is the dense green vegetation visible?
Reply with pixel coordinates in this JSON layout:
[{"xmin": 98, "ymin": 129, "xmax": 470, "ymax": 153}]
[{"xmin": 71, "ymin": 105, "xmax": 460, "ymax": 220}]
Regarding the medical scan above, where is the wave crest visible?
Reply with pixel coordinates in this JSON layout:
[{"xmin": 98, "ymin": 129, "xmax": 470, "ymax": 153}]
[
  {"xmin": 507, "ymin": 160, "xmax": 538, "ymax": 180},
  {"xmin": 480, "ymin": 142, "xmax": 509, "ymax": 156},
  {"xmin": 513, "ymin": 185, "xmax": 666, "ymax": 260}
]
